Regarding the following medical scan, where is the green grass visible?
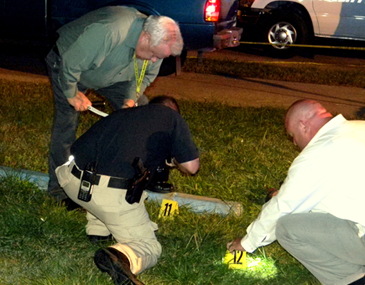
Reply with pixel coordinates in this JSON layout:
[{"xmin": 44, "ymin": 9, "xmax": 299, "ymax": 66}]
[{"xmin": 0, "ymin": 78, "xmax": 334, "ymax": 284}]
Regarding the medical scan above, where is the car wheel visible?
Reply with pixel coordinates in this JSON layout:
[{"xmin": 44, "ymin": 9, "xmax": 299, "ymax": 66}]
[
  {"xmin": 157, "ymin": 49, "xmax": 187, "ymax": 76},
  {"xmin": 261, "ymin": 14, "xmax": 309, "ymax": 58}
]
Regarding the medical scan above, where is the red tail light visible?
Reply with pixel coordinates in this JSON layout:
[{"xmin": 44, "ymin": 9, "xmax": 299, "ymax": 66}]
[{"xmin": 205, "ymin": 0, "xmax": 221, "ymax": 22}]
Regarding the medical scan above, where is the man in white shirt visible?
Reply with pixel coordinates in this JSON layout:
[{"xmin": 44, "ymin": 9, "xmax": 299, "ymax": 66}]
[{"xmin": 227, "ymin": 99, "xmax": 365, "ymax": 285}]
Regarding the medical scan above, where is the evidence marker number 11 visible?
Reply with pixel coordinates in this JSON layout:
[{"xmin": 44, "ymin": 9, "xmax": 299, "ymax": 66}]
[{"xmin": 158, "ymin": 199, "xmax": 179, "ymax": 219}]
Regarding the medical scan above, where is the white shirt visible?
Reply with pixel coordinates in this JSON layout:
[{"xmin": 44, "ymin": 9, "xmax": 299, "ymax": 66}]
[{"xmin": 241, "ymin": 115, "xmax": 365, "ymax": 253}]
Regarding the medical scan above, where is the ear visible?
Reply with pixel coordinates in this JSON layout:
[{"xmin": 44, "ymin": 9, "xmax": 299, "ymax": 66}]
[
  {"xmin": 141, "ymin": 31, "xmax": 151, "ymax": 44},
  {"xmin": 299, "ymin": 120, "xmax": 310, "ymax": 134}
]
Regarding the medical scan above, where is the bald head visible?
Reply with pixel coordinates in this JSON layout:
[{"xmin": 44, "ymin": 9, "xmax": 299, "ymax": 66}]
[{"xmin": 285, "ymin": 99, "xmax": 333, "ymax": 150}]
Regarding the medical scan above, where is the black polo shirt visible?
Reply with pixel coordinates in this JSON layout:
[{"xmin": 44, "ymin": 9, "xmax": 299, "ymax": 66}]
[{"xmin": 71, "ymin": 104, "xmax": 199, "ymax": 179}]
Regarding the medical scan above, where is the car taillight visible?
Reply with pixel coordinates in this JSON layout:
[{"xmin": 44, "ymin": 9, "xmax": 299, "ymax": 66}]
[{"xmin": 205, "ymin": 0, "xmax": 220, "ymax": 22}]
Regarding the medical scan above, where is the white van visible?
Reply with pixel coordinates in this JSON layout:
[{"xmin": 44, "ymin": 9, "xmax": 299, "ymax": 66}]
[{"xmin": 237, "ymin": 0, "xmax": 365, "ymax": 57}]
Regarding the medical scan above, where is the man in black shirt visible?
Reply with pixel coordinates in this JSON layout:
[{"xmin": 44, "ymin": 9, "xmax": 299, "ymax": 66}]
[{"xmin": 55, "ymin": 96, "xmax": 199, "ymax": 285}]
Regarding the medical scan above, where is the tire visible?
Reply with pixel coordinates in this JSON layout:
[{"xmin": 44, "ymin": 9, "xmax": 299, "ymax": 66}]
[
  {"xmin": 260, "ymin": 13, "xmax": 309, "ymax": 58},
  {"xmin": 157, "ymin": 49, "xmax": 187, "ymax": 76}
]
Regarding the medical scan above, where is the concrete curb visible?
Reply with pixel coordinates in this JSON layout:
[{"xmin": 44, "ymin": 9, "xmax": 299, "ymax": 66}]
[{"xmin": 0, "ymin": 166, "xmax": 243, "ymax": 216}]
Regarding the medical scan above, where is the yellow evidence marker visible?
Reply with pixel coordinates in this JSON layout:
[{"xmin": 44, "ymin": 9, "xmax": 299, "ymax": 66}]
[
  {"xmin": 223, "ymin": 250, "xmax": 247, "ymax": 269},
  {"xmin": 158, "ymin": 199, "xmax": 179, "ymax": 218}
]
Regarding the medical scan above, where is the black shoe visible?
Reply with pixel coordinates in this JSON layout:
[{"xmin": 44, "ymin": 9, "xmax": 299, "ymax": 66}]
[
  {"xmin": 61, "ymin": 198, "xmax": 82, "ymax": 211},
  {"xmin": 49, "ymin": 186, "xmax": 68, "ymax": 201},
  {"xmin": 88, "ymin": 234, "xmax": 113, "ymax": 244},
  {"xmin": 349, "ymin": 275, "xmax": 365, "ymax": 285},
  {"xmin": 94, "ymin": 248, "xmax": 144, "ymax": 285},
  {"xmin": 147, "ymin": 182, "xmax": 174, "ymax": 193}
]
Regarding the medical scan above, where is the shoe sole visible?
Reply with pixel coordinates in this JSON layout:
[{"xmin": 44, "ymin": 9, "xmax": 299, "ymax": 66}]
[
  {"xmin": 94, "ymin": 249, "xmax": 132, "ymax": 285},
  {"xmin": 94, "ymin": 249, "xmax": 144, "ymax": 285}
]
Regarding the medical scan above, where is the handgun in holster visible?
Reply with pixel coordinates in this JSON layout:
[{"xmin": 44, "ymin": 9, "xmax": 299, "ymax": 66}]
[{"xmin": 125, "ymin": 157, "xmax": 151, "ymax": 204}]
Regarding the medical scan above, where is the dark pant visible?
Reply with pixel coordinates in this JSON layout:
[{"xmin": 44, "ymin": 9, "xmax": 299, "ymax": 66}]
[{"xmin": 45, "ymin": 49, "xmax": 148, "ymax": 199}]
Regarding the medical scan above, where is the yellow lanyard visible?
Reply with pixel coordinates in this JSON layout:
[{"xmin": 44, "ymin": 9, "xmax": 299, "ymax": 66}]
[{"xmin": 134, "ymin": 54, "xmax": 148, "ymax": 94}]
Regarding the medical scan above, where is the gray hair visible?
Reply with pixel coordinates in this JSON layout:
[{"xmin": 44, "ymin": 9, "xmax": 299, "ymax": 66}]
[{"xmin": 143, "ymin": 15, "xmax": 184, "ymax": 56}]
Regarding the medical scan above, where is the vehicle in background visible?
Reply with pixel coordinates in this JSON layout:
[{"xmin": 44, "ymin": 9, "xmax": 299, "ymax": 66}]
[
  {"xmin": 0, "ymin": 0, "xmax": 242, "ymax": 75},
  {"xmin": 237, "ymin": 0, "xmax": 365, "ymax": 58}
]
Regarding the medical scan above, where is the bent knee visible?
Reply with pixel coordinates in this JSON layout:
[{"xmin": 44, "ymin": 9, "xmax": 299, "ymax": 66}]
[
  {"xmin": 276, "ymin": 214, "xmax": 307, "ymax": 242},
  {"xmin": 276, "ymin": 215, "xmax": 292, "ymax": 241}
]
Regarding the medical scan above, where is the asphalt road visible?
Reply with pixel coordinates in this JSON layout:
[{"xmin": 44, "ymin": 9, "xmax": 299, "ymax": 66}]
[
  {"xmin": 1, "ymin": 41, "xmax": 365, "ymax": 118},
  {"xmin": 194, "ymin": 40, "xmax": 365, "ymax": 70}
]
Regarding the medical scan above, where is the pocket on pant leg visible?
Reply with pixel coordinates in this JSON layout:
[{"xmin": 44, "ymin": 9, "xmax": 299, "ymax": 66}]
[
  {"xmin": 90, "ymin": 188, "xmax": 126, "ymax": 224},
  {"xmin": 128, "ymin": 221, "xmax": 159, "ymax": 241},
  {"xmin": 108, "ymin": 221, "xmax": 159, "ymax": 246}
]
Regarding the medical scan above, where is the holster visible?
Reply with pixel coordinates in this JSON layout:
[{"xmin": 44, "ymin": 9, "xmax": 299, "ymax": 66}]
[{"xmin": 125, "ymin": 157, "xmax": 151, "ymax": 204}]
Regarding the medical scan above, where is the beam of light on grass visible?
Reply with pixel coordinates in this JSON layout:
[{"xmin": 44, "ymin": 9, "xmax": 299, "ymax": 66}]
[
  {"xmin": 220, "ymin": 253, "xmax": 278, "ymax": 279},
  {"xmin": 246, "ymin": 256, "xmax": 278, "ymax": 277}
]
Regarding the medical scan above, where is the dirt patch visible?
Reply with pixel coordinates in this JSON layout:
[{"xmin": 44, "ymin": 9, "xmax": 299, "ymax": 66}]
[{"xmin": 0, "ymin": 68, "xmax": 50, "ymax": 84}]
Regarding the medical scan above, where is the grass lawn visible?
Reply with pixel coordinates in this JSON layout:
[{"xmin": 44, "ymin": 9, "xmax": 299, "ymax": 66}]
[
  {"xmin": 0, "ymin": 76, "xmax": 337, "ymax": 284},
  {"xmin": 183, "ymin": 57, "xmax": 365, "ymax": 88}
]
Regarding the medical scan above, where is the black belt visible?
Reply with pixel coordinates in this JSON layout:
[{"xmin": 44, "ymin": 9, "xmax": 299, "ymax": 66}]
[{"xmin": 71, "ymin": 165, "xmax": 132, "ymax": 189}]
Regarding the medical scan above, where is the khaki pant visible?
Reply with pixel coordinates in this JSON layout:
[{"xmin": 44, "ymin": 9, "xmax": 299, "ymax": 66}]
[{"xmin": 56, "ymin": 159, "xmax": 162, "ymax": 274}]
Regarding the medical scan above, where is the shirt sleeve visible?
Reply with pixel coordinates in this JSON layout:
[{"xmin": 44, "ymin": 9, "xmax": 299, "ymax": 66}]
[
  {"xmin": 59, "ymin": 23, "xmax": 123, "ymax": 99},
  {"xmin": 171, "ymin": 115, "xmax": 199, "ymax": 163},
  {"xmin": 241, "ymin": 141, "xmax": 336, "ymax": 253}
]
